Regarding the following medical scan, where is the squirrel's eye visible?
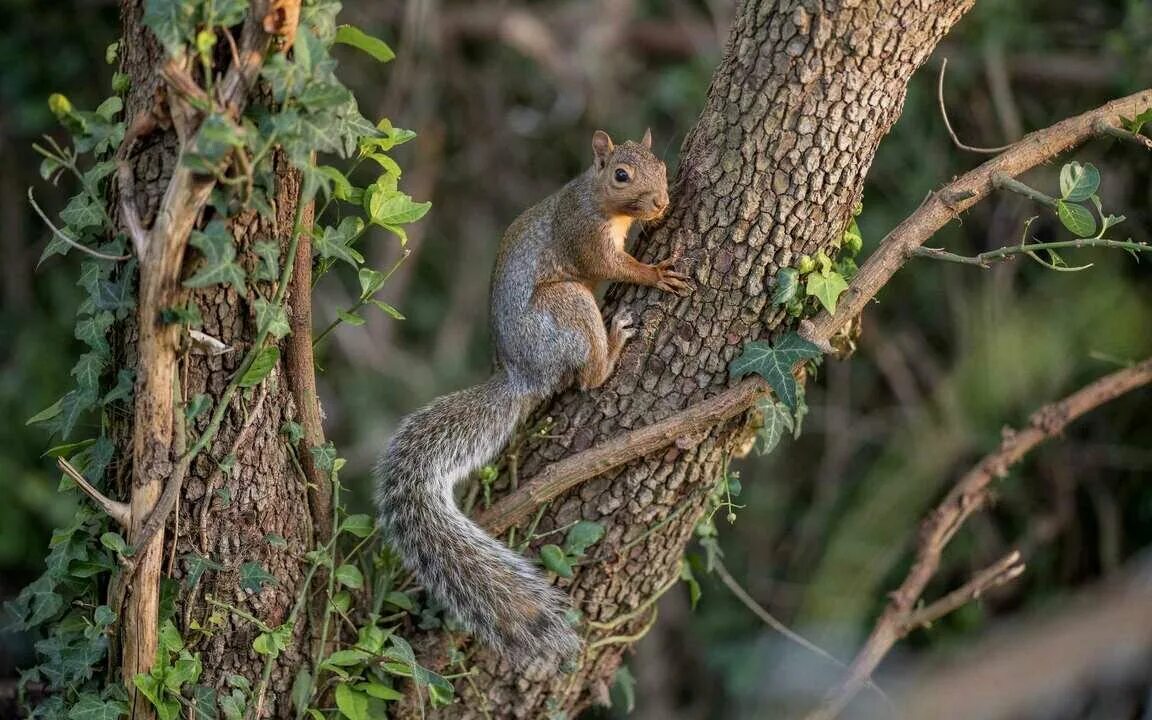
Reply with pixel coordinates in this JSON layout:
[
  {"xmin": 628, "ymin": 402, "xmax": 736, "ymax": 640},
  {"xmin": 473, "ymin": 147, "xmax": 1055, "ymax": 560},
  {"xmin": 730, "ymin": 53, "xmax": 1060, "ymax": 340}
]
[{"xmin": 614, "ymin": 168, "xmax": 630, "ymax": 183}]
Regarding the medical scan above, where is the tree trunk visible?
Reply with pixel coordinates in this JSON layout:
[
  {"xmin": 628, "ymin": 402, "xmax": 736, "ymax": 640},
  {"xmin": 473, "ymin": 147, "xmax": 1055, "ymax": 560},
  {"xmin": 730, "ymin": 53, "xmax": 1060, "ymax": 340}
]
[
  {"xmin": 427, "ymin": 1, "xmax": 975, "ymax": 717},
  {"xmin": 115, "ymin": 2, "xmax": 317, "ymax": 717}
]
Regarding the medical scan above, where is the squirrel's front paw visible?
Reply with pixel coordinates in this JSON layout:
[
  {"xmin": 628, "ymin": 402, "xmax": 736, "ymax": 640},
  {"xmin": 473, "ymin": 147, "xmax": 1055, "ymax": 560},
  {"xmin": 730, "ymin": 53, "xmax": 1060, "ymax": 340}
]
[
  {"xmin": 651, "ymin": 255, "xmax": 693, "ymax": 296},
  {"xmin": 609, "ymin": 309, "xmax": 637, "ymax": 345}
]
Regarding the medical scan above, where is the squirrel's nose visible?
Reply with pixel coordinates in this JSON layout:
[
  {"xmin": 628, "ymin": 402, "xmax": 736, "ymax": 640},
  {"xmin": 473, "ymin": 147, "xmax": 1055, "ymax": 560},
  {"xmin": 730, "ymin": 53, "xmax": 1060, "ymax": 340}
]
[{"xmin": 653, "ymin": 194, "xmax": 669, "ymax": 212}]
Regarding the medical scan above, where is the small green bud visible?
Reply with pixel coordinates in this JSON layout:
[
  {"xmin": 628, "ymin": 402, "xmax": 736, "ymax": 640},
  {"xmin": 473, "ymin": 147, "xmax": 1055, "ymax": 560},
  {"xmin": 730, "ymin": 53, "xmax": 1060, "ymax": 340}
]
[
  {"xmin": 796, "ymin": 254, "xmax": 815, "ymax": 274},
  {"xmin": 48, "ymin": 93, "xmax": 73, "ymax": 119}
]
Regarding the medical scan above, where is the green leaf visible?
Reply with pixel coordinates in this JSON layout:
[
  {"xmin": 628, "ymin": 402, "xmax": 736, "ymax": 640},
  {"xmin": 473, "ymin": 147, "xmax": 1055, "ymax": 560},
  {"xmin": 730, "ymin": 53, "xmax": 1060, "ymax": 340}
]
[
  {"xmin": 317, "ymin": 165, "xmax": 353, "ymax": 200},
  {"xmin": 369, "ymin": 299, "xmax": 405, "ymax": 320},
  {"xmin": 142, "ymin": 0, "xmax": 195, "ymax": 57},
  {"xmin": 184, "ymin": 220, "xmax": 246, "ymax": 293},
  {"xmin": 100, "ymin": 532, "xmax": 128, "ymax": 555},
  {"xmin": 365, "ymin": 186, "xmax": 430, "ymax": 228},
  {"xmin": 253, "ymin": 242, "xmax": 279, "ymax": 282},
  {"xmin": 383, "ymin": 591, "xmax": 413, "ymax": 611},
  {"xmin": 239, "ymin": 562, "xmax": 276, "ymax": 593},
  {"xmin": 680, "ymin": 559, "xmax": 701, "ymax": 611},
  {"xmin": 61, "ymin": 192, "xmax": 106, "ymax": 232},
  {"xmin": 358, "ymin": 682, "xmax": 403, "ymax": 701},
  {"xmin": 324, "ymin": 648, "xmax": 370, "ymax": 667},
  {"xmin": 314, "ymin": 217, "xmax": 365, "ymax": 267},
  {"xmin": 158, "ymin": 619, "xmax": 184, "ymax": 653},
  {"xmin": 238, "ymin": 346, "xmax": 279, "ymax": 388},
  {"xmin": 1121, "ymin": 107, "xmax": 1152, "ymax": 135},
  {"xmin": 335, "ymin": 684, "xmax": 371, "ymax": 720},
  {"xmin": 310, "ymin": 443, "xmax": 337, "ymax": 473},
  {"xmin": 611, "ymin": 665, "xmax": 637, "ymax": 714},
  {"xmin": 771, "ymin": 267, "xmax": 799, "ymax": 306},
  {"xmin": 337, "ymin": 310, "xmax": 365, "ymax": 326},
  {"xmin": 335, "ymin": 25, "xmax": 396, "ymax": 63},
  {"xmin": 27, "ymin": 397, "xmax": 64, "ymax": 426},
  {"xmin": 72, "ymin": 352, "xmax": 107, "ymax": 396},
  {"xmin": 183, "ymin": 553, "xmax": 223, "ymax": 587},
  {"xmin": 334, "ymin": 564, "xmax": 364, "ymax": 590},
  {"xmin": 1056, "ymin": 200, "xmax": 1097, "ymax": 238},
  {"xmin": 563, "ymin": 521, "xmax": 605, "ymax": 557},
  {"xmin": 805, "ymin": 268, "xmax": 849, "ymax": 314},
  {"xmin": 190, "ymin": 686, "xmax": 217, "ymax": 720},
  {"xmin": 254, "ymin": 298, "xmax": 291, "ymax": 340},
  {"xmin": 729, "ymin": 333, "xmax": 824, "ymax": 411},
  {"xmin": 102, "ymin": 368, "xmax": 135, "ymax": 406},
  {"xmin": 69, "ymin": 695, "xmax": 128, "ymax": 720},
  {"xmin": 1058, "ymin": 161, "xmax": 1100, "ymax": 202},
  {"xmin": 357, "ymin": 267, "xmax": 386, "ymax": 298},
  {"xmin": 340, "ymin": 514, "xmax": 374, "ymax": 538},
  {"xmin": 540, "ymin": 545, "xmax": 573, "ymax": 578},
  {"xmin": 754, "ymin": 397, "xmax": 793, "ymax": 455}
]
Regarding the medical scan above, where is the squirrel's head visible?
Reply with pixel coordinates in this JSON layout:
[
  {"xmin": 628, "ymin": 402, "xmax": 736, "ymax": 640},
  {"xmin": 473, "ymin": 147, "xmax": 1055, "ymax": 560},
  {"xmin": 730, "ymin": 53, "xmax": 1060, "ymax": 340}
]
[{"xmin": 590, "ymin": 129, "xmax": 669, "ymax": 221}]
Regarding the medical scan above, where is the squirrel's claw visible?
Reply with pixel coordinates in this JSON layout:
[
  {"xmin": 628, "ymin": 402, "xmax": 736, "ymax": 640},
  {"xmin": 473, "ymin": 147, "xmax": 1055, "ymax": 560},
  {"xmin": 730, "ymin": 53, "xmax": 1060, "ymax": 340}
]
[{"xmin": 609, "ymin": 309, "xmax": 638, "ymax": 344}]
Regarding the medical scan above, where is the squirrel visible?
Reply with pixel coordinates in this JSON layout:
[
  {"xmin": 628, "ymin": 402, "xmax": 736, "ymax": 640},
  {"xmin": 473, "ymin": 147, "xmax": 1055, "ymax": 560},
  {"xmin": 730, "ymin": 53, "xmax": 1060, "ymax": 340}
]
[{"xmin": 374, "ymin": 129, "xmax": 690, "ymax": 669}]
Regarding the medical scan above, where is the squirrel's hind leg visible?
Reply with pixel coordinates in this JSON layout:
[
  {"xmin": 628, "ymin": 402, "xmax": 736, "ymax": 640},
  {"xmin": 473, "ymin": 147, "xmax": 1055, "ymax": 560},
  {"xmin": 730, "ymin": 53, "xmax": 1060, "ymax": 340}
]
[{"xmin": 534, "ymin": 282, "xmax": 633, "ymax": 390}]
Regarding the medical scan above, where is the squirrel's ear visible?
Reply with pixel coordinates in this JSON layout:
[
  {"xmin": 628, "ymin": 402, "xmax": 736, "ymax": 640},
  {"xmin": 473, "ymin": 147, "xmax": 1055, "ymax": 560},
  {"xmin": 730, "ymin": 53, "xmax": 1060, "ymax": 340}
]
[
  {"xmin": 641, "ymin": 127, "xmax": 652, "ymax": 149},
  {"xmin": 592, "ymin": 130, "xmax": 614, "ymax": 166}
]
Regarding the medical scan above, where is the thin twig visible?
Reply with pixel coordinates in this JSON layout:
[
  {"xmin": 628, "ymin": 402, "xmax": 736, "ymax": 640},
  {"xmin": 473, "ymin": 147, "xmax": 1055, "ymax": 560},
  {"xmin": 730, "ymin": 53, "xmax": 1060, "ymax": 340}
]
[
  {"xmin": 57, "ymin": 457, "xmax": 130, "ymax": 527},
  {"xmin": 912, "ymin": 237, "xmax": 1150, "ymax": 267},
  {"xmin": 1094, "ymin": 118, "xmax": 1152, "ymax": 151},
  {"xmin": 804, "ymin": 357, "xmax": 1152, "ymax": 720},
  {"xmin": 903, "ymin": 551, "xmax": 1025, "ymax": 631},
  {"xmin": 938, "ymin": 57, "xmax": 1013, "ymax": 153},
  {"xmin": 28, "ymin": 189, "xmax": 130, "ymax": 261},
  {"xmin": 713, "ymin": 557, "xmax": 893, "ymax": 708}
]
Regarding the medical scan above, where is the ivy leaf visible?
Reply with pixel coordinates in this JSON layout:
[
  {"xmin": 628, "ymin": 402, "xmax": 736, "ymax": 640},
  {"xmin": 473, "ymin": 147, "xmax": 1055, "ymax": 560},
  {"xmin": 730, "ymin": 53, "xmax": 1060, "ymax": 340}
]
[
  {"xmin": 254, "ymin": 298, "xmax": 291, "ymax": 340},
  {"xmin": 805, "ymin": 268, "xmax": 849, "ymax": 314},
  {"xmin": 313, "ymin": 217, "xmax": 365, "ymax": 267},
  {"xmin": 369, "ymin": 300, "xmax": 405, "ymax": 320},
  {"xmin": 76, "ymin": 312, "xmax": 114, "ymax": 355},
  {"xmin": 1056, "ymin": 200, "xmax": 1097, "ymax": 238},
  {"xmin": 1121, "ymin": 107, "xmax": 1152, "ymax": 135},
  {"xmin": 238, "ymin": 346, "xmax": 279, "ymax": 388},
  {"xmin": 334, "ymin": 24, "xmax": 395, "ymax": 63},
  {"xmin": 239, "ymin": 562, "xmax": 276, "ymax": 593},
  {"xmin": 754, "ymin": 397, "xmax": 794, "ymax": 455},
  {"xmin": 100, "ymin": 532, "xmax": 128, "ymax": 555},
  {"xmin": 316, "ymin": 165, "xmax": 353, "ymax": 201},
  {"xmin": 364, "ymin": 185, "xmax": 430, "ymax": 229},
  {"xmin": 183, "ymin": 553, "xmax": 223, "ymax": 588},
  {"xmin": 563, "ymin": 521, "xmax": 605, "ymax": 557},
  {"xmin": 67, "ymin": 695, "xmax": 128, "ymax": 720},
  {"xmin": 540, "ymin": 545, "xmax": 573, "ymax": 578},
  {"xmin": 334, "ymin": 564, "xmax": 364, "ymax": 590},
  {"xmin": 383, "ymin": 591, "xmax": 413, "ymax": 611},
  {"xmin": 337, "ymin": 310, "xmax": 365, "ymax": 326},
  {"xmin": 253, "ymin": 242, "xmax": 279, "ymax": 282},
  {"xmin": 1058, "ymin": 161, "xmax": 1100, "ymax": 202},
  {"xmin": 72, "ymin": 352, "xmax": 107, "ymax": 396},
  {"xmin": 357, "ymin": 268, "xmax": 385, "ymax": 298},
  {"xmin": 340, "ymin": 514, "xmax": 374, "ymax": 538},
  {"xmin": 190, "ymin": 686, "xmax": 217, "ymax": 720},
  {"xmin": 771, "ymin": 267, "xmax": 799, "ymax": 306},
  {"xmin": 27, "ymin": 397, "xmax": 64, "ymax": 426},
  {"xmin": 323, "ymin": 649, "xmax": 371, "ymax": 668},
  {"xmin": 61, "ymin": 192, "xmax": 105, "ymax": 232},
  {"xmin": 335, "ymin": 684, "xmax": 371, "ymax": 720},
  {"xmin": 358, "ymin": 682, "xmax": 403, "ymax": 701},
  {"xmin": 184, "ymin": 221, "xmax": 246, "ymax": 293},
  {"xmin": 729, "ymin": 333, "xmax": 824, "ymax": 411},
  {"xmin": 143, "ymin": 0, "xmax": 196, "ymax": 57},
  {"xmin": 100, "ymin": 364, "xmax": 135, "ymax": 405}
]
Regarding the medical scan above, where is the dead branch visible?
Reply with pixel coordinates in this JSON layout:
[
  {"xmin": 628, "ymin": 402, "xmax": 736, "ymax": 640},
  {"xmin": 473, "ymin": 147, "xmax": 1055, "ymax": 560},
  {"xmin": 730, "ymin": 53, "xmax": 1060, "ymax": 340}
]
[
  {"xmin": 57, "ymin": 457, "xmax": 130, "ymax": 527},
  {"xmin": 804, "ymin": 357, "xmax": 1152, "ymax": 720},
  {"xmin": 896, "ymin": 550, "xmax": 1152, "ymax": 720},
  {"xmin": 476, "ymin": 88, "xmax": 1152, "ymax": 537},
  {"xmin": 283, "ymin": 196, "xmax": 332, "ymax": 541}
]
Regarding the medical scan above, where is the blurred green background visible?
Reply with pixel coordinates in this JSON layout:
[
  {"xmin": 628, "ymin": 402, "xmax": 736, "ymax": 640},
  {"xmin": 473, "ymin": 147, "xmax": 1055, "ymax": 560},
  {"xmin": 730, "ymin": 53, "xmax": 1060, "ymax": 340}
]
[{"xmin": 2, "ymin": 0, "xmax": 1150, "ymax": 716}]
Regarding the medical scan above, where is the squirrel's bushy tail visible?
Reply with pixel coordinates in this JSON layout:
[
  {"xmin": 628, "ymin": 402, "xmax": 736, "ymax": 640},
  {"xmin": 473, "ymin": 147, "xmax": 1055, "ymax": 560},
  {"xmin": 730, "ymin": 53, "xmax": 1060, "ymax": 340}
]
[{"xmin": 375, "ymin": 373, "xmax": 580, "ymax": 668}]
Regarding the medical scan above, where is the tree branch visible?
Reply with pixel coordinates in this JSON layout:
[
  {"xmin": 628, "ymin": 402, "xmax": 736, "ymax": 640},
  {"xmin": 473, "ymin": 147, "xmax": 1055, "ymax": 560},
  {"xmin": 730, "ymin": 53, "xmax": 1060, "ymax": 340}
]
[
  {"xmin": 804, "ymin": 356, "xmax": 1152, "ymax": 720},
  {"xmin": 476, "ymin": 89, "xmax": 1152, "ymax": 538},
  {"xmin": 57, "ymin": 457, "xmax": 131, "ymax": 528}
]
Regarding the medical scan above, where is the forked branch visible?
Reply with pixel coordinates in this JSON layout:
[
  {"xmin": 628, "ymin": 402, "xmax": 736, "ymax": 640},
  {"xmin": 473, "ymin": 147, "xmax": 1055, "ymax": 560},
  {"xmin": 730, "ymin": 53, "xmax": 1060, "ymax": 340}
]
[{"xmin": 804, "ymin": 356, "xmax": 1152, "ymax": 720}]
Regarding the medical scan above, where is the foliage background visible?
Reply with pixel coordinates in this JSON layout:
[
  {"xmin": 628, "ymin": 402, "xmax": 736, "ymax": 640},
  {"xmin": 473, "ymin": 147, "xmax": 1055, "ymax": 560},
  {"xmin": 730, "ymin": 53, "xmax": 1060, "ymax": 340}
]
[{"xmin": 1, "ymin": 0, "xmax": 1150, "ymax": 716}]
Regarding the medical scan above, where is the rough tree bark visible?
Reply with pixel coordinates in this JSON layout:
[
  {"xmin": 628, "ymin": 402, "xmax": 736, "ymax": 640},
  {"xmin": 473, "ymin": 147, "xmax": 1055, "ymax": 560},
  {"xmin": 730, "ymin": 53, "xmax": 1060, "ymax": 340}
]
[
  {"xmin": 416, "ymin": 1, "xmax": 975, "ymax": 717},
  {"xmin": 114, "ymin": 1, "xmax": 318, "ymax": 717}
]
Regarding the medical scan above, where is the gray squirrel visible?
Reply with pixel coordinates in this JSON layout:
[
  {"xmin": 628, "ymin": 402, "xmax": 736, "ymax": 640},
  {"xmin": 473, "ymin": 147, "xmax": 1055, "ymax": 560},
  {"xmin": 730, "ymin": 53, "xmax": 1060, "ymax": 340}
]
[{"xmin": 374, "ymin": 129, "xmax": 690, "ymax": 668}]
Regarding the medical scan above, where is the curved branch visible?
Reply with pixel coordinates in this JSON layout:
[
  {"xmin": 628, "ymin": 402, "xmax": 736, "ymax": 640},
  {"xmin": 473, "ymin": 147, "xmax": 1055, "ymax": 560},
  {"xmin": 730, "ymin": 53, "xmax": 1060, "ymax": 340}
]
[{"xmin": 805, "ymin": 356, "xmax": 1152, "ymax": 720}]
